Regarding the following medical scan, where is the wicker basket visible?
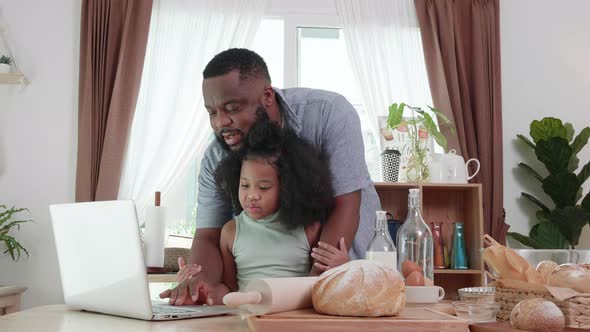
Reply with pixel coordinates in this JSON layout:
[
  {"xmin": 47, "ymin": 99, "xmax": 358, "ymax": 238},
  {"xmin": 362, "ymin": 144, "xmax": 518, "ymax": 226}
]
[
  {"xmin": 491, "ymin": 279, "xmax": 590, "ymax": 329},
  {"xmin": 163, "ymin": 247, "xmax": 191, "ymax": 272}
]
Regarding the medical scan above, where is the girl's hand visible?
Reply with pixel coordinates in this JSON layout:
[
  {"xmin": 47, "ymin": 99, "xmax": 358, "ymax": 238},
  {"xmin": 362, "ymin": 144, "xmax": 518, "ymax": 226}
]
[
  {"xmin": 176, "ymin": 257, "xmax": 202, "ymax": 282},
  {"xmin": 311, "ymin": 237, "xmax": 349, "ymax": 272}
]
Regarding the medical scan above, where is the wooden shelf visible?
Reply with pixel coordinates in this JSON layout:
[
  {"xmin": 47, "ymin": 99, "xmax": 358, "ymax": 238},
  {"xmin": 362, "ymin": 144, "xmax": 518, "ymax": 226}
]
[
  {"xmin": 374, "ymin": 182, "xmax": 485, "ymax": 300},
  {"xmin": 0, "ymin": 72, "xmax": 29, "ymax": 85}
]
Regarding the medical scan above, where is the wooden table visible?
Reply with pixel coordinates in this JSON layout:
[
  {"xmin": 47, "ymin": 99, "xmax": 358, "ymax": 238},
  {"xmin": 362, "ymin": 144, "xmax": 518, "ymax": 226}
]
[
  {"xmin": 0, "ymin": 286, "xmax": 27, "ymax": 315},
  {"xmin": 0, "ymin": 304, "xmax": 250, "ymax": 332}
]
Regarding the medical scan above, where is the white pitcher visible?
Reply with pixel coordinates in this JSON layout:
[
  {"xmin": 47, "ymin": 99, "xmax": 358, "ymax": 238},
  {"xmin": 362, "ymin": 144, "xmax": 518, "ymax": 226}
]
[{"xmin": 445, "ymin": 149, "xmax": 480, "ymax": 183}]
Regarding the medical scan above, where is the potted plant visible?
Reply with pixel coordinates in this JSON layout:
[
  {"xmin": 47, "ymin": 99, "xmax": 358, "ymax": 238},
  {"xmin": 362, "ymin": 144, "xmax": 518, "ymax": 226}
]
[
  {"xmin": 0, "ymin": 55, "xmax": 12, "ymax": 73},
  {"xmin": 0, "ymin": 205, "xmax": 32, "ymax": 314},
  {"xmin": 508, "ymin": 117, "xmax": 590, "ymax": 264},
  {"xmin": 1, "ymin": 205, "xmax": 33, "ymax": 261},
  {"xmin": 387, "ymin": 103, "xmax": 455, "ymax": 182}
]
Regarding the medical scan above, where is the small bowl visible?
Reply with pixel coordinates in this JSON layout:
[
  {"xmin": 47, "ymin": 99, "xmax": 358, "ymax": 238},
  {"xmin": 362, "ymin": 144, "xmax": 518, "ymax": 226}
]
[
  {"xmin": 452, "ymin": 301, "xmax": 500, "ymax": 323},
  {"xmin": 458, "ymin": 287, "xmax": 495, "ymax": 303}
]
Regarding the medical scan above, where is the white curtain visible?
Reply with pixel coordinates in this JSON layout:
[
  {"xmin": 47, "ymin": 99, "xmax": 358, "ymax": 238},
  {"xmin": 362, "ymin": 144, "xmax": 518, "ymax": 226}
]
[
  {"xmin": 335, "ymin": 0, "xmax": 432, "ymax": 137},
  {"xmin": 118, "ymin": 0, "xmax": 267, "ymax": 221}
]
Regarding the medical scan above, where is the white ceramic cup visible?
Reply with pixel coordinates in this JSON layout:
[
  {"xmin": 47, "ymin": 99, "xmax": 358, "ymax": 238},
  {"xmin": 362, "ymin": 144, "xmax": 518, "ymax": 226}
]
[{"xmin": 405, "ymin": 286, "xmax": 445, "ymax": 304}]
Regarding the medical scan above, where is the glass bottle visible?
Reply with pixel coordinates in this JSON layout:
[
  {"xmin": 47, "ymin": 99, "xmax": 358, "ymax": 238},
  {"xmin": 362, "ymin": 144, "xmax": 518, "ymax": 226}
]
[
  {"xmin": 396, "ymin": 188, "xmax": 434, "ymax": 281},
  {"xmin": 430, "ymin": 222, "xmax": 446, "ymax": 269},
  {"xmin": 451, "ymin": 222, "xmax": 468, "ymax": 269},
  {"xmin": 365, "ymin": 210, "xmax": 397, "ymax": 270}
]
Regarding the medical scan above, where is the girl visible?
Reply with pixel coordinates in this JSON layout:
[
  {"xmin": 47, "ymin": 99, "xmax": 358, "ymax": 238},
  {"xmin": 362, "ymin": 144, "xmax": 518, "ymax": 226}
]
[{"xmin": 174, "ymin": 117, "xmax": 349, "ymax": 305}]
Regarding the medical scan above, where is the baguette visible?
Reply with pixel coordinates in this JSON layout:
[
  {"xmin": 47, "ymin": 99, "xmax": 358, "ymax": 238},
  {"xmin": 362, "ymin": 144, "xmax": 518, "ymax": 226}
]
[{"xmin": 481, "ymin": 234, "xmax": 544, "ymax": 284}]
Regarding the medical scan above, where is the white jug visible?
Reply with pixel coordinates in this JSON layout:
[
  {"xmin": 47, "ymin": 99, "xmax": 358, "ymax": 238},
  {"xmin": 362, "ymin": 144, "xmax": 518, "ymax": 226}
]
[{"xmin": 445, "ymin": 150, "xmax": 480, "ymax": 183}]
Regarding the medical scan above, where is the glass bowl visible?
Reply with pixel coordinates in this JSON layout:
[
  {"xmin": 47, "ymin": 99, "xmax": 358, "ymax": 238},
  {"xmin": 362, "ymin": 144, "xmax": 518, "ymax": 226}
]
[
  {"xmin": 452, "ymin": 301, "xmax": 500, "ymax": 323},
  {"xmin": 458, "ymin": 287, "xmax": 495, "ymax": 303}
]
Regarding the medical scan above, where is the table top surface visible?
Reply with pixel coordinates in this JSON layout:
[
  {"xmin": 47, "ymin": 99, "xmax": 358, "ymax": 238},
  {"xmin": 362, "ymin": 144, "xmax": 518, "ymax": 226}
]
[{"xmin": 0, "ymin": 304, "xmax": 250, "ymax": 332}]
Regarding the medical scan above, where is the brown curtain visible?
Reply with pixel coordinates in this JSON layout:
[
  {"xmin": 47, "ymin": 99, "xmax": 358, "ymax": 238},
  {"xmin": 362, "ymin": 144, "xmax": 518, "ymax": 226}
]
[
  {"xmin": 76, "ymin": 0, "xmax": 153, "ymax": 202},
  {"xmin": 414, "ymin": 0, "xmax": 509, "ymax": 243}
]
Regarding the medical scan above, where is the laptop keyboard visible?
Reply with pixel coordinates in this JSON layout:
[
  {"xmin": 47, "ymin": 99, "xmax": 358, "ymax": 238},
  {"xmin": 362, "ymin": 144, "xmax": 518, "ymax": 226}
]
[{"xmin": 152, "ymin": 304, "xmax": 203, "ymax": 314}]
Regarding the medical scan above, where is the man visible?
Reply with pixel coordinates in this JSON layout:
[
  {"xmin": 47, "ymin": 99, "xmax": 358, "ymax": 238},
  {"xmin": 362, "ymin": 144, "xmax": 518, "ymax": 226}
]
[{"xmin": 160, "ymin": 48, "xmax": 380, "ymax": 305}]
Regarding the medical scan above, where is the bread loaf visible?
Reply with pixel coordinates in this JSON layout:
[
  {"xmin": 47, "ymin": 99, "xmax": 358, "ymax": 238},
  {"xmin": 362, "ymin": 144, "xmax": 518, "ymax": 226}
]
[
  {"xmin": 312, "ymin": 260, "xmax": 405, "ymax": 317},
  {"xmin": 546, "ymin": 263, "xmax": 590, "ymax": 293},
  {"xmin": 510, "ymin": 298, "xmax": 565, "ymax": 332},
  {"xmin": 536, "ymin": 260, "xmax": 558, "ymax": 280},
  {"xmin": 481, "ymin": 235, "xmax": 544, "ymax": 284}
]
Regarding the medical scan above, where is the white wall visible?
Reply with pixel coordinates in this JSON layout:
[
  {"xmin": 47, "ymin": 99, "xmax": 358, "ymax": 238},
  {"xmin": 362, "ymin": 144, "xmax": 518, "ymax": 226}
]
[
  {"xmin": 501, "ymin": 0, "xmax": 590, "ymax": 248},
  {"xmin": 0, "ymin": 0, "xmax": 79, "ymax": 308}
]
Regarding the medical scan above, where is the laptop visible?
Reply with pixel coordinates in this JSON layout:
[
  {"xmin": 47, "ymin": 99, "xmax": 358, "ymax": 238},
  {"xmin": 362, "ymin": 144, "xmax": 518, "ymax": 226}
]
[{"xmin": 49, "ymin": 200, "xmax": 238, "ymax": 320}]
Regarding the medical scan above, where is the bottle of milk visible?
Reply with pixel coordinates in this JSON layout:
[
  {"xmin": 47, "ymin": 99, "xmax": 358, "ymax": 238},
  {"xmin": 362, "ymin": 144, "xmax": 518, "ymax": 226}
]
[{"xmin": 365, "ymin": 210, "xmax": 397, "ymax": 269}]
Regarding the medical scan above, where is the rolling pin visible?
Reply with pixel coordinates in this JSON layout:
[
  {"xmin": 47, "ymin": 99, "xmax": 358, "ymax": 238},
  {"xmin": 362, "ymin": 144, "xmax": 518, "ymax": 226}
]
[{"xmin": 222, "ymin": 276, "xmax": 318, "ymax": 315}]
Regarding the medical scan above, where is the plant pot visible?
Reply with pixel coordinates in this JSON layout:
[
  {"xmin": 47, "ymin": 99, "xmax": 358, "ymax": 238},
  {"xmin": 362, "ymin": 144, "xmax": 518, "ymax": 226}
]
[
  {"xmin": 0, "ymin": 63, "xmax": 11, "ymax": 73},
  {"xmin": 513, "ymin": 249, "xmax": 590, "ymax": 267}
]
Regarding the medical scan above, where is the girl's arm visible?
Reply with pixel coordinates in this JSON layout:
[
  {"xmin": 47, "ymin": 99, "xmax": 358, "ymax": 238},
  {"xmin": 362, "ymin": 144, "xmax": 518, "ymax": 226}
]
[{"xmin": 220, "ymin": 219, "xmax": 239, "ymax": 292}]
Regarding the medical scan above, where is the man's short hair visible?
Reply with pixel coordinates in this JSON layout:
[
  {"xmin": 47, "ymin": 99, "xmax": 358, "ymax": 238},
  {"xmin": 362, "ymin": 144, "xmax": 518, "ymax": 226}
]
[{"xmin": 203, "ymin": 48, "xmax": 271, "ymax": 84}]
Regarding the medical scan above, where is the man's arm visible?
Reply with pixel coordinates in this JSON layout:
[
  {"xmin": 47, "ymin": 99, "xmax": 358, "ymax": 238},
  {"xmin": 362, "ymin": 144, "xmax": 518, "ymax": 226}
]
[
  {"xmin": 188, "ymin": 228, "xmax": 223, "ymax": 282},
  {"xmin": 310, "ymin": 191, "xmax": 360, "ymax": 275}
]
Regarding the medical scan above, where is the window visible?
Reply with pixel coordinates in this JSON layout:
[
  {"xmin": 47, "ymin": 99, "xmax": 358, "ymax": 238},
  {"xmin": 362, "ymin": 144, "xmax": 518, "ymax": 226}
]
[
  {"xmin": 250, "ymin": 16, "xmax": 383, "ymax": 180},
  {"xmin": 164, "ymin": 10, "xmax": 433, "ymax": 237}
]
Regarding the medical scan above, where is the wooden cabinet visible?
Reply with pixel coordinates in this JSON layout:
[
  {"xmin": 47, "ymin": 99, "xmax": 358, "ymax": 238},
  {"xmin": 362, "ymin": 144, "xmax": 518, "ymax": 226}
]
[{"xmin": 374, "ymin": 182, "xmax": 484, "ymax": 300}]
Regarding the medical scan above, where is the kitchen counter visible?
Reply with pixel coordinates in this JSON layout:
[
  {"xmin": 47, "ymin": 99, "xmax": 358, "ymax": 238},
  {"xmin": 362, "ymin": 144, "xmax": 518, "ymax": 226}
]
[{"xmin": 0, "ymin": 304, "xmax": 250, "ymax": 332}]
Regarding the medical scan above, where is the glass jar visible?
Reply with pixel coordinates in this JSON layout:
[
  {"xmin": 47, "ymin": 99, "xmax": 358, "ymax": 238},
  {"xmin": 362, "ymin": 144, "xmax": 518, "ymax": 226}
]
[
  {"xmin": 396, "ymin": 188, "xmax": 434, "ymax": 282},
  {"xmin": 366, "ymin": 210, "xmax": 397, "ymax": 270}
]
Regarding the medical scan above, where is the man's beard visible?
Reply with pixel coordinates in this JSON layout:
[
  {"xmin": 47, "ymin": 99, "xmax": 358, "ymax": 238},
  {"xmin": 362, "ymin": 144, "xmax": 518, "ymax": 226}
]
[{"xmin": 215, "ymin": 106, "xmax": 270, "ymax": 153}]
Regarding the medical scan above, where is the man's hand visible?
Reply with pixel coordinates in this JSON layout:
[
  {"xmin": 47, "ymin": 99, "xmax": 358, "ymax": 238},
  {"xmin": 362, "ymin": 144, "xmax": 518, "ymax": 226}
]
[
  {"xmin": 176, "ymin": 257, "xmax": 202, "ymax": 282},
  {"xmin": 311, "ymin": 237, "xmax": 350, "ymax": 272},
  {"xmin": 158, "ymin": 277, "xmax": 228, "ymax": 306}
]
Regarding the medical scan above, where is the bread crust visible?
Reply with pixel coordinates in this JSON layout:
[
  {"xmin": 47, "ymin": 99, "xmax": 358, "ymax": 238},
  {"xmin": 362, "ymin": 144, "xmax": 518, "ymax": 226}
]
[
  {"xmin": 510, "ymin": 298, "xmax": 565, "ymax": 332},
  {"xmin": 312, "ymin": 260, "xmax": 405, "ymax": 317}
]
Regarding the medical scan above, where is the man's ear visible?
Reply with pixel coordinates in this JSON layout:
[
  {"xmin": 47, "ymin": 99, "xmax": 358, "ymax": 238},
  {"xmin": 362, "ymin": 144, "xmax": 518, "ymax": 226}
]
[{"xmin": 262, "ymin": 85, "xmax": 275, "ymax": 108}]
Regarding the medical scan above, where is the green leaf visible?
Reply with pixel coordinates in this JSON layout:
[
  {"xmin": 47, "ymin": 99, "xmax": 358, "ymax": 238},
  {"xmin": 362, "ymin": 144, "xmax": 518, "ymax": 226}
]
[
  {"xmin": 517, "ymin": 134, "xmax": 536, "ymax": 149},
  {"xmin": 507, "ymin": 232, "xmax": 541, "ymax": 249},
  {"xmin": 387, "ymin": 103, "xmax": 404, "ymax": 129},
  {"xmin": 521, "ymin": 192, "xmax": 551, "ymax": 214},
  {"xmin": 577, "ymin": 160, "xmax": 590, "ymax": 186},
  {"xmin": 517, "ymin": 162, "xmax": 544, "ymax": 182},
  {"xmin": 568, "ymin": 155, "xmax": 580, "ymax": 173},
  {"xmin": 536, "ymin": 210, "xmax": 550, "ymax": 224},
  {"xmin": 582, "ymin": 191, "xmax": 590, "ymax": 211},
  {"xmin": 530, "ymin": 117, "xmax": 568, "ymax": 144},
  {"xmin": 0, "ymin": 207, "xmax": 28, "ymax": 226},
  {"xmin": 565, "ymin": 123, "xmax": 575, "ymax": 142},
  {"xmin": 529, "ymin": 222, "xmax": 569, "ymax": 249},
  {"xmin": 571, "ymin": 127, "xmax": 590, "ymax": 155},
  {"xmin": 576, "ymin": 187, "xmax": 583, "ymax": 205},
  {"xmin": 550, "ymin": 207, "xmax": 590, "ymax": 248},
  {"xmin": 427, "ymin": 106, "xmax": 455, "ymax": 130},
  {"xmin": 542, "ymin": 172, "xmax": 580, "ymax": 208},
  {"xmin": 430, "ymin": 130, "xmax": 447, "ymax": 149},
  {"xmin": 420, "ymin": 111, "xmax": 448, "ymax": 148},
  {"xmin": 535, "ymin": 137, "xmax": 572, "ymax": 174}
]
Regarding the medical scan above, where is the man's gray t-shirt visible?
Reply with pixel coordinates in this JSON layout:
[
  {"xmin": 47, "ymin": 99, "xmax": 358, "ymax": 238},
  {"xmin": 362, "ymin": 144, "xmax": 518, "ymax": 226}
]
[{"xmin": 196, "ymin": 87, "xmax": 381, "ymax": 259}]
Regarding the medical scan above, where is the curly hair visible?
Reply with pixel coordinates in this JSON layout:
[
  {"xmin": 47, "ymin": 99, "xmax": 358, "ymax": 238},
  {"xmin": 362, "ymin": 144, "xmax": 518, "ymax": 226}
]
[
  {"xmin": 203, "ymin": 48, "xmax": 271, "ymax": 84},
  {"xmin": 214, "ymin": 118, "xmax": 334, "ymax": 229}
]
